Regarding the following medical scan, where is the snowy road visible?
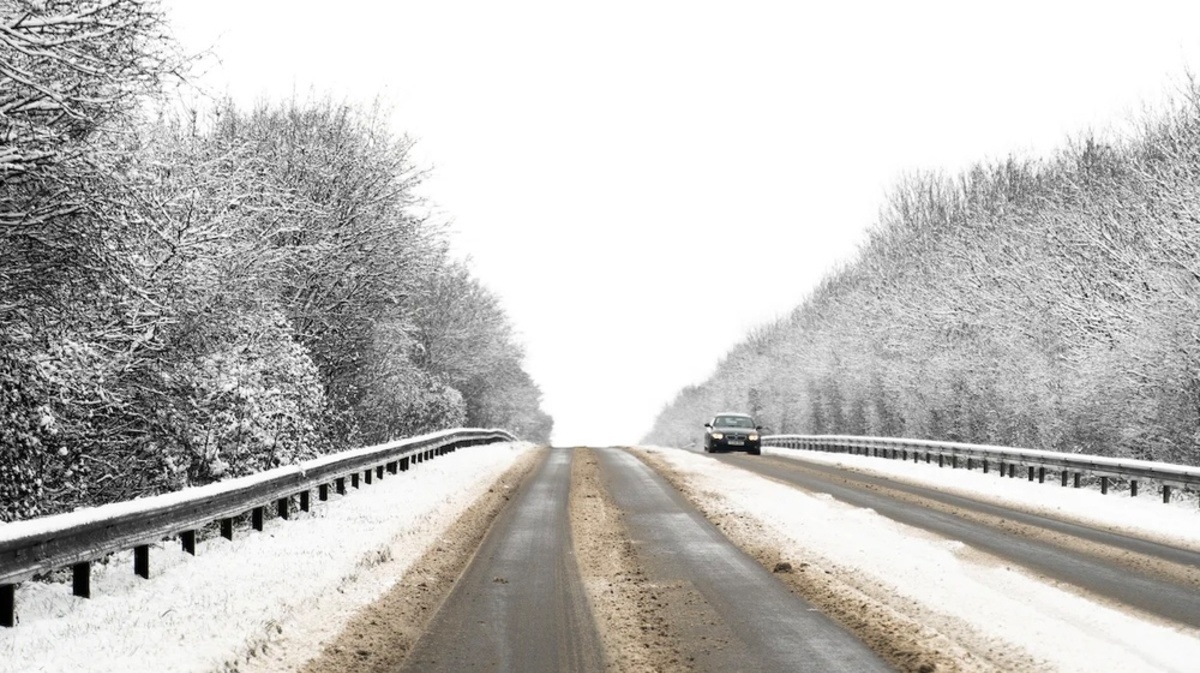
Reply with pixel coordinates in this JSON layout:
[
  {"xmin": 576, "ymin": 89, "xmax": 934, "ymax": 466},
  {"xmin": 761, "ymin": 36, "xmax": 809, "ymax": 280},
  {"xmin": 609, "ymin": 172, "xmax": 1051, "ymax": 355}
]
[
  {"xmin": 364, "ymin": 447, "xmax": 890, "ymax": 673},
  {"xmin": 395, "ymin": 448, "xmax": 605, "ymax": 672},
  {"xmin": 5, "ymin": 442, "xmax": 1200, "ymax": 673},
  {"xmin": 711, "ymin": 450, "xmax": 1200, "ymax": 628},
  {"xmin": 591, "ymin": 447, "xmax": 892, "ymax": 672},
  {"xmin": 292, "ymin": 445, "xmax": 1200, "ymax": 673}
]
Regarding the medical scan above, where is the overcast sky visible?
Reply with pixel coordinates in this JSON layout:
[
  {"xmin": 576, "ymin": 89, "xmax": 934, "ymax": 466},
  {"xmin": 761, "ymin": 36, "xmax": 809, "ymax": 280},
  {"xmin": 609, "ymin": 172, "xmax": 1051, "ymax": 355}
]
[{"xmin": 162, "ymin": 1, "xmax": 1200, "ymax": 446}]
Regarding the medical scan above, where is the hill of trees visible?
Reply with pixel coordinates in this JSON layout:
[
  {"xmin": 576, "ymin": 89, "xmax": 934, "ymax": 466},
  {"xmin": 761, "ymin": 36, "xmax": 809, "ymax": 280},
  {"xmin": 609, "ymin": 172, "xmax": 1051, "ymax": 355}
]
[
  {"xmin": 646, "ymin": 81, "xmax": 1200, "ymax": 467},
  {"xmin": 0, "ymin": 1, "xmax": 550, "ymax": 521}
]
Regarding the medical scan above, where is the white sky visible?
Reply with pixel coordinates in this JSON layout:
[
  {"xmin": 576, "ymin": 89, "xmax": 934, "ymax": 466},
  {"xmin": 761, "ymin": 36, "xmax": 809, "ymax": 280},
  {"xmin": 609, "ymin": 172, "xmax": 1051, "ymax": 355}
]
[{"xmin": 161, "ymin": 0, "xmax": 1200, "ymax": 446}]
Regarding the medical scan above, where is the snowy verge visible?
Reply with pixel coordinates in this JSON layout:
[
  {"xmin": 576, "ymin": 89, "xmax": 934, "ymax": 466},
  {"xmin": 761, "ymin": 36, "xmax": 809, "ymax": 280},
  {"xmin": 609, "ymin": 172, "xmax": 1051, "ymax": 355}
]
[
  {"xmin": 644, "ymin": 445, "xmax": 1200, "ymax": 673},
  {"xmin": 762, "ymin": 445, "xmax": 1200, "ymax": 553},
  {"xmin": 0, "ymin": 442, "xmax": 536, "ymax": 673}
]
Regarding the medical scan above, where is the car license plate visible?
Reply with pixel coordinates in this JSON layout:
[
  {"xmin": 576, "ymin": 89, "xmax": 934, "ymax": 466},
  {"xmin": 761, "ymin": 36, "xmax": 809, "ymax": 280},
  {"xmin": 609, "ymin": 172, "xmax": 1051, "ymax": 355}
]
[{"xmin": 728, "ymin": 440, "xmax": 744, "ymax": 446}]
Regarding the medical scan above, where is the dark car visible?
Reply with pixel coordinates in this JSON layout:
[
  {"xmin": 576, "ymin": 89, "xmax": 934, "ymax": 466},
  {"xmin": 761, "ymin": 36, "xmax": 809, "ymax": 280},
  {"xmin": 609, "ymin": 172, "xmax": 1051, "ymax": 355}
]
[{"xmin": 703, "ymin": 412, "xmax": 762, "ymax": 455}]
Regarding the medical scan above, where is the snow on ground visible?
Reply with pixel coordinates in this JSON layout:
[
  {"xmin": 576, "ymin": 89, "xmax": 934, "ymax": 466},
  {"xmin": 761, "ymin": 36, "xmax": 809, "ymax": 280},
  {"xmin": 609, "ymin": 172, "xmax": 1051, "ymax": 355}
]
[
  {"xmin": 0, "ymin": 442, "xmax": 535, "ymax": 673},
  {"xmin": 646, "ymin": 444, "xmax": 1200, "ymax": 673},
  {"xmin": 765, "ymin": 445, "xmax": 1200, "ymax": 553}
]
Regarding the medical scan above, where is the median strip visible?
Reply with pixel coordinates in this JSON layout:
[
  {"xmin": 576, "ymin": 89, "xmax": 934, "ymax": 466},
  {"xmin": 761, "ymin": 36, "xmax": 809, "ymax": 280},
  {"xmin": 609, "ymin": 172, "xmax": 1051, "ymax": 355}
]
[{"xmin": 569, "ymin": 447, "xmax": 688, "ymax": 673}]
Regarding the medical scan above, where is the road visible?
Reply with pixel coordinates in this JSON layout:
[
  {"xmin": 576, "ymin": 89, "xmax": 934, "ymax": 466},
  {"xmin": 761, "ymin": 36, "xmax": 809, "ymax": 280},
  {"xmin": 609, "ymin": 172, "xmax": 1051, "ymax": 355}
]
[
  {"xmin": 395, "ymin": 446, "xmax": 892, "ymax": 673},
  {"xmin": 309, "ymin": 444, "xmax": 1200, "ymax": 673},
  {"xmin": 397, "ymin": 448, "xmax": 605, "ymax": 672}
]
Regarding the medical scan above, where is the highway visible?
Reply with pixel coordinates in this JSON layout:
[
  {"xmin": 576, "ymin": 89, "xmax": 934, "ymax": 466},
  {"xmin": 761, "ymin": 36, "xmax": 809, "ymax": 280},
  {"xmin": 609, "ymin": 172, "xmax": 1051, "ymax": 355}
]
[
  {"xmin": 304, "ymin": 445, "xmax": 1200, "ymax": 673},
  {"xmin": 390, "ymin": 446, "xmax": 892, "ymax": 673}
]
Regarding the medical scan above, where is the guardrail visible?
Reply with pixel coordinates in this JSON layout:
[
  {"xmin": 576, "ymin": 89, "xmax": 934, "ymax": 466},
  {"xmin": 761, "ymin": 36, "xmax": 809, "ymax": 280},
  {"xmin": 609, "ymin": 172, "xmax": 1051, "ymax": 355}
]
[
  {"xmin": 0, "ymin": 427, "xmax": 516, "ymax": 628},
  {"xmin": 764, "ymin": 434, "xmax": 1200, "ymax": 504}
]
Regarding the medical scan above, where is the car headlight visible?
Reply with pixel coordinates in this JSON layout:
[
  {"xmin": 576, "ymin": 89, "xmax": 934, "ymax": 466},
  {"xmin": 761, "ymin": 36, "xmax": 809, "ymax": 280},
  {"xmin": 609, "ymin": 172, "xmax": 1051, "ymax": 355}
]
[
  {"xmin": 748, "ymin": 433, "xmax": 759, "ymax": 441},
  {"xmin": 711, "ymin": 432, "xmax": 724, "ymax": 440}
]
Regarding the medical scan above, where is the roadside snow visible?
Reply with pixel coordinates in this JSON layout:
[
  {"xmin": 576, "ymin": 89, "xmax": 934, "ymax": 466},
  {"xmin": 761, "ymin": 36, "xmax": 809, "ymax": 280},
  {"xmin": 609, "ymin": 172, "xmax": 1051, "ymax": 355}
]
[
  {"xmin": 766, "ymin": 446, "xmax": 1200, "ymax": 553},
  {"xmin": 0, "ymin": 430, "xmax": 493, "ymax": 550},
  {"xmin": 646, "ymin": 445, "xmax": 1200, "ymax": 673},
  {"xmin": 0, "ymin": 442, "xmax": 535, "ymax": 673}
]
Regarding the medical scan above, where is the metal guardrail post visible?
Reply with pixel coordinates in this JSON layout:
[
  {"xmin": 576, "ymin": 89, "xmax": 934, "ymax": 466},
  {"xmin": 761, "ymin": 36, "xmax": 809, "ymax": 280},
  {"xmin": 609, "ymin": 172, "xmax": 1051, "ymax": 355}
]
[
  {"xmin": 181, "ymin": 530, "xmax": 197, "ymax": 555},
  {"xmin": 1, "ymin": 584, "xmax": 13, "ymax": 627},
  {"xmin": 73, "ymin": 563, "xmax": 90, "ymax": 598},
  {"xmin": 134, "ymin": 545, "xmax": 150, "ymax": 579}
]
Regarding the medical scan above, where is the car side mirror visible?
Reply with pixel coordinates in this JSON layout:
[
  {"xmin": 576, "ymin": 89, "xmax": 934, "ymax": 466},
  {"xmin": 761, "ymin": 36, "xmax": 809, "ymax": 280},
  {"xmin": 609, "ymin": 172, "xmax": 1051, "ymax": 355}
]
[
  {"xmin": 756, "ymin": 425, "xmax": 762, "ymax": 431},
  {"xmin": 703, "ymin": 423, "xmax": 712, "ymax": 429}
]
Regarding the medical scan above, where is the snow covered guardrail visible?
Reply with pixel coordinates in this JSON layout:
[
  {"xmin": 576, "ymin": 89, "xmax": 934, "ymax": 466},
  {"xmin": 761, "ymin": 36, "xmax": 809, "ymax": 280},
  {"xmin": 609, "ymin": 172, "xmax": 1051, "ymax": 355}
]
[
  {"xmin": 0, "ymin": 427, "xmax": 515, "ymax": 628},
  {"xmin": 764, "ymin": 435, "xmax": 1200, "ymax": 505}
]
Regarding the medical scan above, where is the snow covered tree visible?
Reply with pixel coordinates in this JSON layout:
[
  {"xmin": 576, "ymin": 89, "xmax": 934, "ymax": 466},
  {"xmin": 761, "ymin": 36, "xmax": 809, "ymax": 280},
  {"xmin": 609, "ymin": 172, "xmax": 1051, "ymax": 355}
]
[
  {"xmin": 647, "ymin": 82, "xmax": 1200, "ymax": 466},
  {"xmin": 0, "ymin": 7, "xmax": 555, "ymax": 520}
]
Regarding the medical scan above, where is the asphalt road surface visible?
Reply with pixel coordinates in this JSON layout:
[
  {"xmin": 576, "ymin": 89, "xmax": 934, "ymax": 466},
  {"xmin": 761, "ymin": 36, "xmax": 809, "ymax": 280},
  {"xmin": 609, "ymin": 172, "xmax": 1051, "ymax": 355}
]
[
  {"xmin": 591, "ymin": 446, "xmax": 893, "ymax": 672},
  {"xmin": 395, "ymin": 446, "xmax": 894, "ymax": 672},
  {"xmin": 397, "ymin": 448, "xmax": 605, "ymax": 673},
  {"xmin": 368, "ymin": 444, "xmax": 1200, "ymax": 672}
]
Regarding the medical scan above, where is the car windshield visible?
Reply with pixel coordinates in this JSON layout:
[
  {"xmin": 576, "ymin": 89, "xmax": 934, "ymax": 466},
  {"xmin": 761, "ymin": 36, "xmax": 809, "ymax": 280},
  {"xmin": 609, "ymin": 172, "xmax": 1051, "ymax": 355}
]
[{"xmin": 714, "ymin": 416, "xmax": 754, "ymax": 428}]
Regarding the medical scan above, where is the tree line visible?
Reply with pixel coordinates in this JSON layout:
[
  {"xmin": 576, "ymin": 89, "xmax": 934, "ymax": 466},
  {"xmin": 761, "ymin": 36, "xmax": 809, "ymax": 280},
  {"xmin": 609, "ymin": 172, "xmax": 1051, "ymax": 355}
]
[
  {"xmin": 646, "ymin": 79, "xmax": 1200, "ymax": 467},
  {"xmin": 0, "ymin": 0, "xmax": 550, "ymax": 521}
]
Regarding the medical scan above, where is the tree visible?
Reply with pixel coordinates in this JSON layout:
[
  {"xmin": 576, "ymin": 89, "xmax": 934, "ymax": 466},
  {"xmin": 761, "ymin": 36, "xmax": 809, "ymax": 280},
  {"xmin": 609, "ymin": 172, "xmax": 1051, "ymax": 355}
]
[
  {"xmin": 646, "ymin": 82, "xmax": 1200, "ymax": 466},
  {"xmin": 1, "ymin": 0, "xmax": 178, "ymax": 322}
]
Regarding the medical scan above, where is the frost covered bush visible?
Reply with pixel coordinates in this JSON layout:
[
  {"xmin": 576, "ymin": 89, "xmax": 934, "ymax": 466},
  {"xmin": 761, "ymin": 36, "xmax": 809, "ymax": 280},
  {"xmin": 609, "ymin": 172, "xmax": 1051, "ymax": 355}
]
[
  {"xmin": 0, "ymin": 342, "xmax": 60, "ymax": 521},
  {"xmin": 348, "ymin": 369, "xmax": 468, "ymax": 445},
  {"xmin": 0, "ymin": 3, "xmax": 553, "ymax": 521},
  {"xmin": 173, "ymin": 309, "xmax": 327, "ymax": 483}
]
